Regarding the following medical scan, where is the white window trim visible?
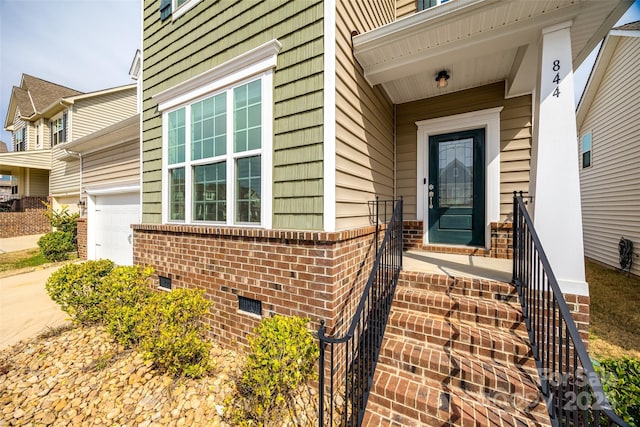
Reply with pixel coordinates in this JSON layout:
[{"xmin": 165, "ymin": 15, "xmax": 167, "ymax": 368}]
[
  {"xmin": 171, "ymin": 0, "xmax": 200, "ymax": 21},
  {"xmin": 155, "ymin": 40, "xmax": 280, "ymax": 229},
  {"xmin": 416, "ymin": 107, "xmax": 503, "ymax": 248}
]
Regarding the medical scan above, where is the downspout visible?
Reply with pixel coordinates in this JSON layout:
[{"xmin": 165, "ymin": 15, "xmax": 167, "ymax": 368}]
[
  {"xmin": 393, "ymin": 104, "xmax": 397, "ymax": 199},
  {"xmin": 63, "ymin": 149, "xmax": 83, "ymax": 215}
]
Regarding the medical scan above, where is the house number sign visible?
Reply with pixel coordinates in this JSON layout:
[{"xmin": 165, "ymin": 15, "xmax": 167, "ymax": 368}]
[{"xmin": 552, "ymin": 60, "xmax": 561, "ymax": 98}]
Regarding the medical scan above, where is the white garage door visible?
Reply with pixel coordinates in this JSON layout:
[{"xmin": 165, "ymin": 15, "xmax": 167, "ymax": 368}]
[{"xmin": 94, "ymin": 192, "xmax": 139, "ymax": 266}]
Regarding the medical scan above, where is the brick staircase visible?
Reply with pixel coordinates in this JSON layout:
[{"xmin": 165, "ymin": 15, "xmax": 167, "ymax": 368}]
[{"xmin": 363, "ymin": 271, "xmax": 551, "ymax": 426}]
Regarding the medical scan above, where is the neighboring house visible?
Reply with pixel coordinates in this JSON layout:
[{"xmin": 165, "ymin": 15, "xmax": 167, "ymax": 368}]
[
  {"xmin": 66, "ymin": 114, "xmax": 140, "ymax": 266},
  {"xmin": 577, "ymin": 21, "xmax": 640, "ymax": 278},
  {"xmin": 2, "ymin": 75, "xmax": 82, "ymax": 199},
  {"xmin": 135, "ymin": 0, "xmax": 631, "ymax": 424},
  {"xmin": 1, "ymin": 74, "xmax": 137, "ymax": 212}
]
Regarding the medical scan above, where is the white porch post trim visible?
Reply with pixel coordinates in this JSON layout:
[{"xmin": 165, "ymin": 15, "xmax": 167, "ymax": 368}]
[{"xmin": 530, "ymin": 21, "xmax": 587, "ymax": 296}]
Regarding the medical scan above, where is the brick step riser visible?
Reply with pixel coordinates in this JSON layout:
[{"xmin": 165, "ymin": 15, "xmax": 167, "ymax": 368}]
[
  {"xmin": 397, "ymin": 274, "xmax": 517, "ymax": 300},
  {"xmin": 368, "ymin": 367, "xmax": 549, "ymax": 426},
  {"xmin": 385, "ymin": 321, "xmax": 533, "ymax": 366},
  {"xmin": 377, "ymin": 349, "xmax": 538, "ymax": 398},
  {"xmin": 392, "ymin": 292, "xmax": 525, "ymax": 332}
]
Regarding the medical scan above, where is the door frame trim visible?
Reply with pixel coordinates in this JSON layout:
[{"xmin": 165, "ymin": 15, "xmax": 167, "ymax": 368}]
[{"xmin": 416, "ymin": 107, "xmax": 503, "ymax": 249}]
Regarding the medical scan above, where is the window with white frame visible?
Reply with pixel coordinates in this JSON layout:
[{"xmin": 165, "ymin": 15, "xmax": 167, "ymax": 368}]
[
  {"xmin": 50, "ymin": 112, "xmax": 67, "ymax": 145},
  {"xmin": 581, "ymin": 132, "xmax": 592, "ymax": 168},
  {"xmin": 159, "ymin": 0, "xmax": 201, "ymax": 21},
  {"xmin": 14, "ymin": 127, "xmax": 26, "ymax": 152},
  {"xmin": 166, "ymin": 78, "xmax": 266, "ymax": 225},
  {"xmin": 156, "ymin": 40, "xmax": 280, "ymax": 227},
  {"xmin": 417, "ymin": 0, "xmax": 449, "ymax": 11}
]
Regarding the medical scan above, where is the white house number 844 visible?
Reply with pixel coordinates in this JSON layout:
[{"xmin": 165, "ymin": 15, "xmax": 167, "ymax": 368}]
[{"xmin": 552, "ymin": 60, "xmax": 561, "ymax": 98}]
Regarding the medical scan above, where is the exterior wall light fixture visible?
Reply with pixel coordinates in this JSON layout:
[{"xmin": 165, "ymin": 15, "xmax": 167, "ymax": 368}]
[{"xmin": 435, "ymin": 70, "xmax": 450, "ymax": 88}]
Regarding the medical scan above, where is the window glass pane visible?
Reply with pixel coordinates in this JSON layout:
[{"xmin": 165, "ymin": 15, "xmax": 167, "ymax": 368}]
[
  {"xmin": 236, "ymin": 156, "xmax": 261, "ymax": 223},
  {"xmin": 169, "ymin": 167, "xmax": 185, "ymax": 220},
  {"xmin": 234, "ymin": 80, "xmax": 261, "ymax": 153},
  {"xmin": 168, "ymin": 108, "xmax": 186, "ymax": 164},
  {"xmin": 192, "ymin": 93, "xmax": 226, "ymax": 161},
  {"xmin": 581, "ymin": 133, "xmax": 592, "ymax": 152},
  {"xmin": 193, "ymin": 162, "xmax": 226, "ymax": 222}
]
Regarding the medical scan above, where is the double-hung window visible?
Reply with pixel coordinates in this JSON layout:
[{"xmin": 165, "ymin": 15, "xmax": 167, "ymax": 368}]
[
  {"xmin": 156, "ymin": 40, "xmax": 280, "ymax": 228},
  {"xmin": 14, "ymin": 127, "xmax": 26, "ymax": 152},
  {"xmin": 50, "ymin": 112, "xmax": 67, "ymax": 145}
]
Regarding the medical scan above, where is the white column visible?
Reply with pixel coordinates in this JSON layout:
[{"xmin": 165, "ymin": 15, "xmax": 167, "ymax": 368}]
[{"xmin": 529, "ymin": 21, "xmax": 587, "ymax": 296}]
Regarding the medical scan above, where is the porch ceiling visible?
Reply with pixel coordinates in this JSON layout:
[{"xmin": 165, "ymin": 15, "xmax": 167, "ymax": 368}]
[
  {"xmin": 352, "ymin": 0, "xmax": 632, "ymax": 104},
  {"xmin": 0, "ymin": 150, "xmax": 51, "ymax": 175}
]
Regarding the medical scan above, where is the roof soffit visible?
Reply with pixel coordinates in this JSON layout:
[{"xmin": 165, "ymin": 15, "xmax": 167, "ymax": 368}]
[{"xmin": 353, "ymin": 0, "xmax": 633, "ymax": 103}]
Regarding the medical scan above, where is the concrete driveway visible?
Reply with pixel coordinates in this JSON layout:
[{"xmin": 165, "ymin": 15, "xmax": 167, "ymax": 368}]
[{"xmin": 0, "ymin": 265, "xmax": 70, "ymax": 350}]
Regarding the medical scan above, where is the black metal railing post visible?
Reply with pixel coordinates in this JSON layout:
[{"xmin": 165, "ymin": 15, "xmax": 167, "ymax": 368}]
[
  {"xmin": 317, "ymin": 198, "xmax": 403, "ymax": 427},
  {"xmin": 511, "ymin": 193, "xmax": 629, "ymax": 427}
]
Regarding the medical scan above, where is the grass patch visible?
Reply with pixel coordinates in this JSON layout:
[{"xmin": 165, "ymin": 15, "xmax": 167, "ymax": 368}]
[
  {"xmin": 586, "ymin": 259, "xmax": 640, "ymax": 359},
  {"xmin": 0, "ymin": 248, "xmax": 50, "ymax": 273}
]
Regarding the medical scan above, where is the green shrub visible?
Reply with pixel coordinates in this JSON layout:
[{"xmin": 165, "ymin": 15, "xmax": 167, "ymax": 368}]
[
  {"xmin": 229, "ymin": 315, "xmax": 319, "ymax": 425},
  {"xmin": 45, "ymin": 259, "xmax": 115, "ymax": 324},
  {"xmin": 139, "ymin": 288, "xmax": 212, "ymax": 378},
  {"xmin": 101, "ymin": 265, "xmax": 154, "ymax": 348},
  {"xmin": 38, "ymin": 231, "xmax": 76, "ymax": 262},
  {"xmin": 596, "ymin": 357, "xmax": 640, "ymax": 426},
  {"xmin": 43, "ymin": 203, "xmax": 79, "ymax": 236}
]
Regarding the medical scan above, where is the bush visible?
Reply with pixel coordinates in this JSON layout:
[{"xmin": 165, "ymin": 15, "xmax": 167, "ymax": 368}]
[
  {"xmin": 101, "ymin": 265, "xmax": 154, "ymax": 348},
  {"xmin": 45, "ymin": 259, "xmax": 115, "ymax": 324},
  {"xmin": 229, "ymin": 315, "xmax": 319, "ymax": 425},
  {"xmin": 596, "ymin": 357, "xmax": 640, "ymax": 426},
  {"xmin": 38, "ymin": 231, "xmax": 76, "ymax": 262},
  {"xmin": 138, "ymin": 288, "xmax": 212, "ymax": 378},
  {"xmin": 44, "ymin": 203, "xmax": 79, "ymax": 236}
]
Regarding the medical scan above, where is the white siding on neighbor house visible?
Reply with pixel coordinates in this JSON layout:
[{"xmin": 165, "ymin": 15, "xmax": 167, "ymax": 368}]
[
  {"xmin": 71, "ymin": 89, "xmax": 137, "ymax": 140},
  {"xmin": 579, "ymin": 36, "xmax": 640, "ymax": 277},
  {"xmin": 82, "ymin": 141, "xmax": 140, "ymax": 189}
]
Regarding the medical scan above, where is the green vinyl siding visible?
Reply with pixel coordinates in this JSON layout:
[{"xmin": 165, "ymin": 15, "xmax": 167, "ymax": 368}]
[{"xmin": 142, "ymin": 0, "xmax": 324, "ymax": 228}]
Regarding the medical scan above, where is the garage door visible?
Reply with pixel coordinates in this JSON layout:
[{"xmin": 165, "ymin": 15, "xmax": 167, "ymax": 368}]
[{"xmin": 94, "ymin": 192, "xmax": 139, "ymax": 266}]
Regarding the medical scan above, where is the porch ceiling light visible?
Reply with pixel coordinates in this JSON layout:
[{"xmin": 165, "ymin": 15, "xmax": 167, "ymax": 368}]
[{"xmin": 435, "ymin": 70, "xmax": 450, "ymax": 89}]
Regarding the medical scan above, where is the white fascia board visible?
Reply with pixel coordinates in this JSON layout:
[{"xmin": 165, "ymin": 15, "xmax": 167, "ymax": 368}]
[{"xmin": 153, "ymin": 39, "xmax": 282, "ymax": 112}]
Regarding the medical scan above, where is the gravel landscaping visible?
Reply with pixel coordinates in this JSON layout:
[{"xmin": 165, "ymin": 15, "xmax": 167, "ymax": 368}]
[{"xmin": 0, "ymin": 325, "xmax": 240, "ymax": 426}]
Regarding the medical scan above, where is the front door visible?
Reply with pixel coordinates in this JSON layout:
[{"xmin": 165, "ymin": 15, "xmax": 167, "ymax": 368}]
[{"xmin": 428, "ymin": 129, "xmax": 485, "ymax": 246}]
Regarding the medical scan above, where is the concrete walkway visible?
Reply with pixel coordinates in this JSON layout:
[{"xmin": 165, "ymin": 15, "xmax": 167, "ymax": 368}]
[
  {"xmin": 0, "ymin": 234, "xmax": 44, "ymax": 254},
  {"xmin": 0, "ymin": 234, "xmax": 69, "ymax": 350}
]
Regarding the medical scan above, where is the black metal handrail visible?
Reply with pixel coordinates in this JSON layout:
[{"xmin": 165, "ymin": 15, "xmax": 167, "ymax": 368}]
[
  {"xmin": 512, "ymin": 192, "xmax": 629, "ymax": 427},
  {"xmin": 317, "ymin": 197, "xmax": 403, "ymax": 426}
]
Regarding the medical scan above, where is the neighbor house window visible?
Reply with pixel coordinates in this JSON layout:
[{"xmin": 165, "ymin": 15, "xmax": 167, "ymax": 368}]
[
  {"xmin": 417, "ymin": 0, "xmax": 449, "ymax": 11},
  {"xmin": 14, "ymin": 127, "xmax": 26, "ymax": 152},
  {"xmin": 581, "ymin": 132, "xmax": 592, "ymax": 168},
  {"xmin": 50, "ymin": 113, "xmax": 67, "ymax": 145},
  {"xmin": 155, "ymin": 40, "xmax": 279, "ymax": 228}
]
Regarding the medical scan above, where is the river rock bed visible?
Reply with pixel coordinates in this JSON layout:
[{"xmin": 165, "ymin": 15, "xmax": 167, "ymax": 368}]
[{"xmin": 0, "ymin": 325, "xmax": 318, "ymax": 426}]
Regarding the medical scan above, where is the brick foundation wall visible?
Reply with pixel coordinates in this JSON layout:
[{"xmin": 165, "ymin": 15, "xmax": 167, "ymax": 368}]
[
  {"xmin": 402, "ymin": 220, "xmax": 513, "ymax": 259},
  {"xmin": 0, "ymin": 209, "xmax": 50, "ymax": 238},
  {"xmin": 564, "ymin": 293, "xmax": 590, "ymax": 349},
  {"xmin": 77, "ymin": 218, "xmax": 87, "ymax": 260},
  {"xmin": 132, "ymin": 223, "xmax": 380, "ymax": 349}
]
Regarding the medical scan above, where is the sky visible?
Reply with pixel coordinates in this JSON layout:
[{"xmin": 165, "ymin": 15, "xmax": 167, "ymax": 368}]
[
  {"xmin": 0, "ymin": 0, "xmax": 141, "ymax": 147},
  {"xmin": 0, "ymin": 0, "xmax": 638, "ymax": 150}
]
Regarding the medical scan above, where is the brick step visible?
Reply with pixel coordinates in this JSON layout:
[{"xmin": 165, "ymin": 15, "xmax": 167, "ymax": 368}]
[
  {"xmin": 398, "ymin": 271, "xmax": 518, "ymax": 301},
  {"xmin": 385, "ymin": 307, "xmax": 534, "ymax": 366},
  {"xmin": 365, "ymin": 364, "xmax": 550, "ymax": 427},
  {"xmin": 378, "ymin": 335, "xmax": 539, "ymax": 398},
  {"xmin": 393, "ymin": 285, "xmax": 526, "ymax": 332}
]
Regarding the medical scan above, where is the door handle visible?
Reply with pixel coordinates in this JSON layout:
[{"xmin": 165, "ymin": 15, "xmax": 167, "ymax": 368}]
[{"xmin": 428, "ymin": 184, "xmax": 434, "ymax": 209}]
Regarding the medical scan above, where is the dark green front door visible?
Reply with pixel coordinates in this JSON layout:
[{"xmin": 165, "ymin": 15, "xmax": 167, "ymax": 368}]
[{"xmin": 428, "ymin": 129, "xmax": 485, "ymax": 246}]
